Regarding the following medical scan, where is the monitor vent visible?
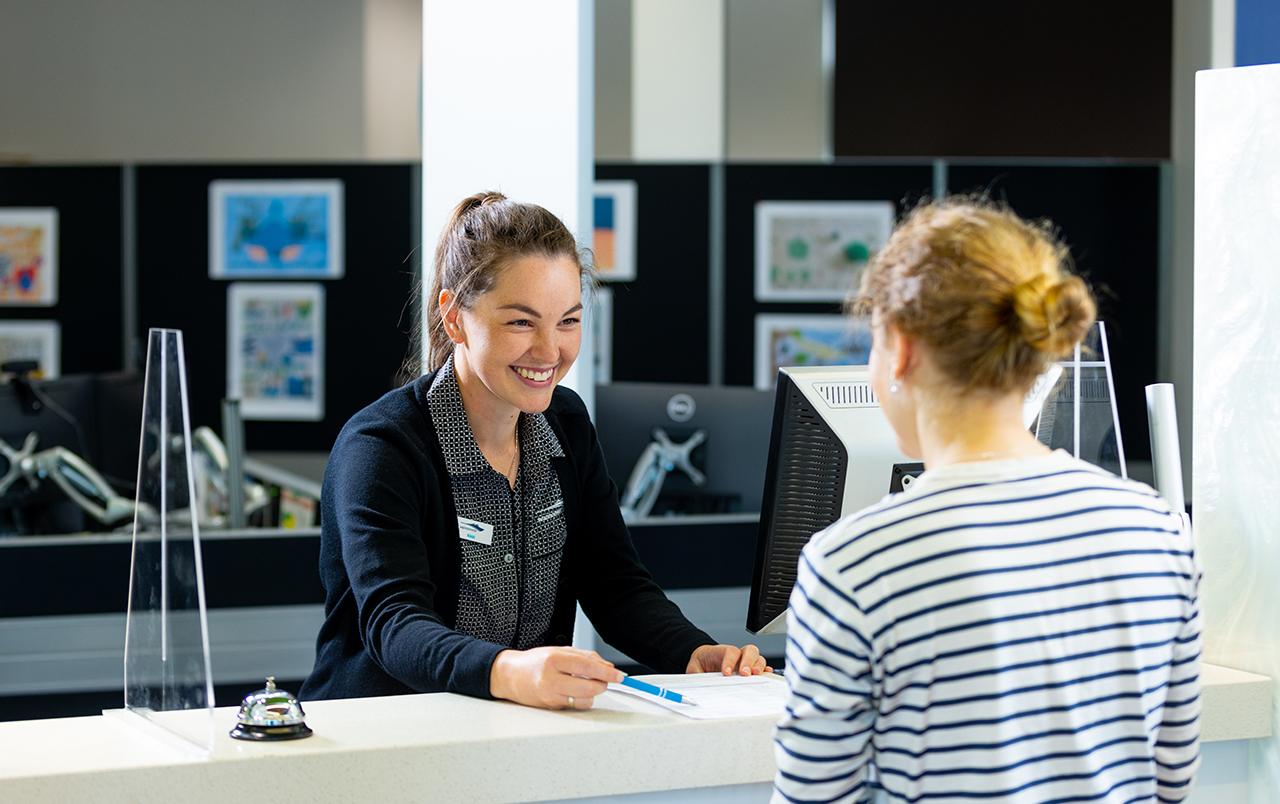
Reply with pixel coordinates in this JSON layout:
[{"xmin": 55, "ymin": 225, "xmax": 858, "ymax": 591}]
[
  {"xmin": 1048, "ymin": 378, "xmax": 1111, "ymax": 402},
  {"xmin": 814, "ymin": 382, "xmax": 878, "ymax": 408},
  {"xmin": 756, "ymin": 386, "xmax": 848, "ymax": 629}
]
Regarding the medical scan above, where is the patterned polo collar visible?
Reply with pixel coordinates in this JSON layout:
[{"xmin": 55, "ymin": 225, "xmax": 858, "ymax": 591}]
[{"xmin": 426, "ymin": 354, "xmax": 565, "ymax": 476}]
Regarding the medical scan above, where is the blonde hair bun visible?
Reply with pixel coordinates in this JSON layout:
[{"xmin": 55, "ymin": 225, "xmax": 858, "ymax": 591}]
[{"xmin": 1012, "ymin": 273, "xmax": 1095, "ymax": 358}]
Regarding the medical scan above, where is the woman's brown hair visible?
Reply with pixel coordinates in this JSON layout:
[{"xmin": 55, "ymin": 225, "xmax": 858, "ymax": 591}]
[
  {"xmin": 854, "ymin": 197, "xmax": 1096, "ymax": 393},
  {"xmin": 400, "ymin": 191, "xmax": 591, "ymax": 381}
]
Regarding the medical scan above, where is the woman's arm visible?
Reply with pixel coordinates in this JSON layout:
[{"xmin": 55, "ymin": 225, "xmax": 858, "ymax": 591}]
[{"xmin": 773, "ymin": 549, "xmax": 877, "ymax": 803}]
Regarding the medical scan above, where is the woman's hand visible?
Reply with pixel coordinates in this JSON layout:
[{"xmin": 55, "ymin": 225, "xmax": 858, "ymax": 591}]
[
  {"xmin": 489, "ymin": 646, "xmax": 624, "ymax": 710},
  {"xmin": 686, "ymin": 643, "xmax": 772, "ymax": 676}
]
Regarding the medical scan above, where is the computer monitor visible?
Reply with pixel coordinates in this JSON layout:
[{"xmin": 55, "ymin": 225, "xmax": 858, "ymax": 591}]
[
  {"xmin": 746, "ymin": 365, "xmax": 914, "ymax": 635},
  {"xmin": 0, "ymin": 373, "xmax": 99, "ymax": 534},
  {"xmin": 94, "ymin": 370, "xmax": 146, "ymax": 494},
  {"xmin": 594, "ymin": 382, "xmax": 776, "ymax": 516}
]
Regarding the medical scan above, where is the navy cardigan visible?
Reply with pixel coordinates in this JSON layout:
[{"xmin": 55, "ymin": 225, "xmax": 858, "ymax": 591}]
[{"xmin": 300, "ymin": 370, "xmax": 714, "ymax": 701}]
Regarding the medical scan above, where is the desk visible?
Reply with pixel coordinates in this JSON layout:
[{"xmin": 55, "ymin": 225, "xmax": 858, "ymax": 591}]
[{"xmin": 0, "ymin": 664, "xmax": 1269, "ymax": 804}]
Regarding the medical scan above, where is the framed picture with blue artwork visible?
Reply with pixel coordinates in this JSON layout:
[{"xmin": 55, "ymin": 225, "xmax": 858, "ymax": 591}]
[
  {"xmin": 754, "ymin": 313, "xmax": 872, "ymax": 391},
  {"xmin": 209, "ymin": 180, "xmax": 344, "ymax": 279}
]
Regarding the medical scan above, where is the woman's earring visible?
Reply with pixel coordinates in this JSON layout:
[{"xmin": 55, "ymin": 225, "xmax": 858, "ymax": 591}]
[{"xmin": 889, "ymin": 383, "xmax": 900, "ymax": 394}]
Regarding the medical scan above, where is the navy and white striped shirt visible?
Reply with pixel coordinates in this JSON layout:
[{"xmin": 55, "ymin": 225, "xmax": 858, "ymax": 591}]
[{"xmin": 773, "ymin": 450, "xmax": 1201, "ymax": 804}]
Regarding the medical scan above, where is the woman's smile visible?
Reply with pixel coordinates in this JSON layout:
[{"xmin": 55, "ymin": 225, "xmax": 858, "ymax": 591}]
[{"xmin": 512, "ymin": 365, "xmax": 557, "ymax": 385}]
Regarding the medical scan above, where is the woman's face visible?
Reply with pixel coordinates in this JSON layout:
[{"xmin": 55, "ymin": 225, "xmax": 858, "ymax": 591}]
[
  {"xmin": 868, "ymin": 318, "xmax": 923, "ymax": 460},
  {"xmin": 447, "ymin": 253, "xmax": 583, "ymax": 419}
]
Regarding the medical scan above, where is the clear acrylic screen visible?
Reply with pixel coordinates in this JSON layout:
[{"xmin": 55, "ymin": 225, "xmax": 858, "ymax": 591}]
[
  {"xmin": 1032, "ymin": 322, "xmax": 1127, "ymax": 478},
  {"xmin": 123, "ymin": 329, "xmax": 215, "ymax": 753}
]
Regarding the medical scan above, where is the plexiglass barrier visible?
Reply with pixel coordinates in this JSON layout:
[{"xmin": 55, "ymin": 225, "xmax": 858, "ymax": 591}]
[
  {"xmin": 1031, "ymin": 321, "xmax": 1127, "ymax": 478},
  {"xmin": 123, "ymin": 329, "xmax": 215, "ymax": 754}
]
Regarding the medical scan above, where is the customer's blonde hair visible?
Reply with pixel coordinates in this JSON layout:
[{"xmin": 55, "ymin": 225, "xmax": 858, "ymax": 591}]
[{"xmin": 854, "ymin": 197, "xmax": 1096, "ymax": 393}]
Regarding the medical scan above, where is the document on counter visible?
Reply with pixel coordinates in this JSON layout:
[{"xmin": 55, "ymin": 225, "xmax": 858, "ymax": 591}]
[{"xmin": 603, "ymin": 673, "xmax": 789, "ymax": 720}]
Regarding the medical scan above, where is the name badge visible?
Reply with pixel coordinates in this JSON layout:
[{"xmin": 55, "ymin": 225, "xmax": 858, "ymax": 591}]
[{"xmin": 457, "ymin": 516, "xmax": 494, "ymax": 546}]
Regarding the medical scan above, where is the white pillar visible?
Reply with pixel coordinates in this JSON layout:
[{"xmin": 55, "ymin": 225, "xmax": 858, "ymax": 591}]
[
  {"xmin": 421, "ymin": 0, "xmax": 594, "ymax": 412},
  {"xmin": 1194, "ymin": 62, "xmax": 1280, "ymax": 796},
  {"xmin": 631, "ymin": 0, "xmax": 725, "ymax": 161}
]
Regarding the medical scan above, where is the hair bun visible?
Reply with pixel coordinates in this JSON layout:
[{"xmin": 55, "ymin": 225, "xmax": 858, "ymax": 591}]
[{"xmin": 1012, "ymin": 274, "xmax": 1095, "ymax": 357}]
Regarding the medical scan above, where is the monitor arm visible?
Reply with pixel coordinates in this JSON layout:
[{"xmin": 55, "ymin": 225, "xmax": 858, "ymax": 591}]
[
  {"xmin": 618, "ymin": 427, "xmax": 707, "ymax": 522},
  {"xmin": 0, "ymin": 432, "xmax": 154, "ymax": 526}
]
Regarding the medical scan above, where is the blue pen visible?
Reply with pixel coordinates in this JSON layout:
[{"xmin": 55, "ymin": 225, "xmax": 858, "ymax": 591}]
[{"xmin": 619, "ymin": 674, "xmax": 699, "ymax": 706}]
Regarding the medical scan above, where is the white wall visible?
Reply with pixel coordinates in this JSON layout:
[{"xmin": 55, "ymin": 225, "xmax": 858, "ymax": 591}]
[
  {"xmin": 598, "ymin": 0, "xmax": 825, "ymax": 162},
  {"xmin": 364, "ymin": 0, "xmax": 423, "ymax": 161},
  {"xmin": 594, "ymin": 0, "xmax": 632, "ymax": 160},
  {"xmin": 725, "ymin": 0, "xmax": 823, "ymax": 161},
  {"xmin": 631, "ymin": 0, "xmax": 726, "ymax": 160},
  {"xmin": 0, "ymin": 0, "xmax": 426, "ymax": 163}
]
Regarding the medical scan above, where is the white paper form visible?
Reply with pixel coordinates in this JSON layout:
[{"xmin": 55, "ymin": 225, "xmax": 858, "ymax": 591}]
[{"xmin": 602, "ymin": 673, "xmax": 789, "ymax": 720}]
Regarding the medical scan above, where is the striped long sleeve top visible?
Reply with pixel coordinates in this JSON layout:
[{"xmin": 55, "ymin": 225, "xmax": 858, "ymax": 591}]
[{"xmin": 772, "ymin": 450, "xmax": 1201, "ymax": 804}]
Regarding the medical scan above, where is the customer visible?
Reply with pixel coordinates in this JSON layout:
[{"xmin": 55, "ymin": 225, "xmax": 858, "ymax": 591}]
[
  {"xmin": 772, "ymin": 198, "xmax": 1200, "ymax": 803},
  {"xmin": 302, "ymin": 192, "xmax": 767, "ymax": 711}
]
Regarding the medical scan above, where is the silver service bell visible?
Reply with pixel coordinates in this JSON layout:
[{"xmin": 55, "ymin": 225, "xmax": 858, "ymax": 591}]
[{"xmin": 229, "ymin": 677, "xmax": 314, "ymax": 741}]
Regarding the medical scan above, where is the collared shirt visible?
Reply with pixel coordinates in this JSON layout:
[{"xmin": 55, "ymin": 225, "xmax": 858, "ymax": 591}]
[{"xmin": 426, "ymin": 356, "xmax": 568, "ymax": 649}]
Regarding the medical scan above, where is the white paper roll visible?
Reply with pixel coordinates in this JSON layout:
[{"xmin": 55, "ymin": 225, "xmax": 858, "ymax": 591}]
[{"xmin": 1145, "ymin": 383, "xmax": 1185, "ymax": 513}]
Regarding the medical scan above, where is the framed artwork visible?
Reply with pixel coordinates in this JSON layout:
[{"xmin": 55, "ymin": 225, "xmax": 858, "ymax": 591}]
[
  {"xmin": 0, "ymin": 320, "xmax": 60, "ymax": 378},
  {"xmin": 592, "ymin": 286, "xmax": 613, "ymax": 385},
  {"xmin": 209, "ymin": 180, "xmax": 344, "ymax": 279},
  {"xmin": 754, "ymin": 313, "xmax": 872, "ymax": 391},
  {"xmin": 754, "ymin": 200, "xmax": 894, "ymax": 302},
  {"xmin": 593, "ymin": 180, "xmax": 637, "ymax": 282},
  {"xmin": 227, "ymin": 283, "xmax": 325, "ymax": 421},
  {"xmin": 0, "ymin": 208, "xmax": 58, "ymax": 306}
]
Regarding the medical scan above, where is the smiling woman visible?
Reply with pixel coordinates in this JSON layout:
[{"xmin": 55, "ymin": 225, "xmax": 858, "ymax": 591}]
[{"xmin": 300, "ymin": 192, "xmax": 769, "ymax": 711}]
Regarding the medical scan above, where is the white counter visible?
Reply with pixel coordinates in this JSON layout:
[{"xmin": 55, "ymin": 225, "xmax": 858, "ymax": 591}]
[{"xmin": 0, "ymin": 664, "xmax": 1269, "ymax": 804}]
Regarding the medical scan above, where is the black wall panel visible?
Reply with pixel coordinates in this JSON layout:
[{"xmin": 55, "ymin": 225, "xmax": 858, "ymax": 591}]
[
  {"xmin": 722, "ymin": 163, "xmax": 935, "ymax": 388},
  {"xmin": 135, "ymin": 164, "xmax": 416, "ymax": 451},
  {"xmin": 0, "ymin": 166, "xmax": 124, "ymax": 374},
  {"xmin": 595, "ymin": 164, "xmax": 710, "ymax": 384},
  {"xmin": 947, "ymin": 164, "xmax": 1161, "ymax": 461},
  {"xmin": 834, "ymin": 0, "xmax": 1172, "ymax": 159}
]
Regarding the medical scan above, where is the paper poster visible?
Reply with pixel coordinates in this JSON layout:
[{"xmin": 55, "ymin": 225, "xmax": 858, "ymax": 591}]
[
  {"xmin": 755, "ymin": 200, "xmax": 894, "ymax": 302},
  {"xmin": 209, "ymin": 180, "xmax": 344, "ymax": 279},
  {"xmin": 754, "ymin": 313, "xmax": 871, "ymax": 390},
  {"xmin": 0, "ymin": 208, "xmax": 58, "ymax": 306},
  {"xmin": 227, "ymin": 283, "xmax": 325, "ymax": 420},
  {"xmin": 0, "ymin": 320, "xmax": 60, "ymax": 378},
  {"xmin": 593, "ymin": 180, "xmax": 637, "ymax": 282}
]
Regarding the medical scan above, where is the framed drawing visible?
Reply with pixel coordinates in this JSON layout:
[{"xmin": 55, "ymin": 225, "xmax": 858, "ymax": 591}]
[
  {"xmin": 209, "ymin": 180, "xmax": 344, "ymax": 279},
  {"xmin": 754, "ymin": 313, "xmax": 871, "ymax": 391},
  {"xmin": 227, "ymin": 282, "xmax": 325, "ymax": 421},
  {"xmin": 754, "ymin": 200, "xmax": 894, "ymax": 302},
  {"xmin": 593, "ymin": 180, "xmax": 637, "ymax": 282},
  {"xmin": 0, "ymin": 320, "xmax": 60, "ymax": 378},
  {"xmin": 0, "ymin": 208, "xmax": 58, "ymax": 306}
]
